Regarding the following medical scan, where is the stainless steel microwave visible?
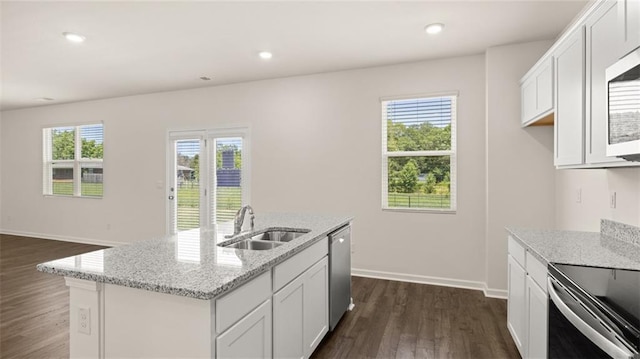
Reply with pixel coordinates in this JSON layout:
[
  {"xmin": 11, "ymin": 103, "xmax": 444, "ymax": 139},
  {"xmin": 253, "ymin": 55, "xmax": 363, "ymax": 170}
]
[{"xmin": 606, "ymin": 47, "xmax": 640, "ymax": 162}]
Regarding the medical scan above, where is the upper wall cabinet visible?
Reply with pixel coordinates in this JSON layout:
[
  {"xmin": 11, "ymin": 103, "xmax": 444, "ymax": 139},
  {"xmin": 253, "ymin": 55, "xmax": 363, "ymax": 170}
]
[
  {"xmin": 586, "ymin": 0, "xmax": 626, "ymax": 165},
  {"xmin": 618, "ymin": 0, "xmax": 640, "ymax": 56},
  {"xmin": 521, "ymin": 0, "xmax": 640, "ymax": 169},
  {"xmin": 554, "ymin": 28, "xmax": 586, "ymax": 167},
  {"xmin": 521, "ymin": 57, "xmax": 554, "ymax": 126}
]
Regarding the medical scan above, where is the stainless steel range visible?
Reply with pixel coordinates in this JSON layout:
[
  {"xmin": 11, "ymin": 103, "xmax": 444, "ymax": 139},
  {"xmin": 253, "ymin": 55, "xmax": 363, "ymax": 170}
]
[{"xmin": 548, "ymin": 263, "xmax": 640, "ymax": 359}]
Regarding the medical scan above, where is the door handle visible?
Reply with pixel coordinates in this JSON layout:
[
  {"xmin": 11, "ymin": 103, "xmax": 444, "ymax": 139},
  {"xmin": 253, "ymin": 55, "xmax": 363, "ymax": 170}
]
[
  {"xmin": 168, "ymin": 195, "xmax": 174, "ymax": 200},
  {"xmin": 547, "ymin": 277, "xmax": 635, "ymax": 359}
]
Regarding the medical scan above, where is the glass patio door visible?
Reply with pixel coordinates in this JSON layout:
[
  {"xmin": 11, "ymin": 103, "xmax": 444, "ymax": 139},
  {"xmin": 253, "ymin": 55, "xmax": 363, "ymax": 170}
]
[
  {"xmin": 168, "ymin": 128, "xmax": 249, "ymax": 235},
  {"xmin": 168, "ymin": 134, "xmax": 206, "ymax": 234}
]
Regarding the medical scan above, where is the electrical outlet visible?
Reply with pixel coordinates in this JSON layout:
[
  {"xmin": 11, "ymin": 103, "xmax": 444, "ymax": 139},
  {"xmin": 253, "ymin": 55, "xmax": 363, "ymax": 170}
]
[
  {"xmin": 610, "ymin": 191, "xmax": 617, "ymax": 209},
  {"xmin": 576, "ymin": 188, "xmax": 582, "ymax": 203},
  {"xmin": 78, "ymin": 307, "xmax": 91, "ymax": 335}
]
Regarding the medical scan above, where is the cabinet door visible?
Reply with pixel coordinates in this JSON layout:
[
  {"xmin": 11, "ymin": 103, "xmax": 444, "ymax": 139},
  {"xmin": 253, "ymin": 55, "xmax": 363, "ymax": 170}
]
[
  {"xmin": 536, "ymin": 59, "xmax": 554, "ymax": 116},
  {"xmin": 555, "ymin": 28, "xmax": 586, "ymax": 167},
  {"xmin": 618, "ymin": 0, "xmax": 640, "ymax": 55},
  {"xmin": 507, "ymin": 255, "xmax": 527, "ymax": 356},
  {"xmin": 217, "ymin": 299, "xmax": 272, "ymax": 359},
  {"xmin": 303, "ymin": 257, "xmax": 329, "ymax": 357},
  {"xmin": 273, "ymin": 275, "xmax": 305, "ymax": 359},
  {"xmin": 522, "ymin": 77, "xmax": 538, "ymax": 124},
  {"xmin": 274, "ymin": 257, "xmax": 329, "ymax": 359},
  {"xmin": 586, "ymin": 1, "xmax": 626, "ymax": 165},
  {"xmin": 527, "ymin": 276, "xmax": 548, "ymax": 359},
  {"xmin": 521, "ymin": 58, "xmax": 554, "ymax": 126}
]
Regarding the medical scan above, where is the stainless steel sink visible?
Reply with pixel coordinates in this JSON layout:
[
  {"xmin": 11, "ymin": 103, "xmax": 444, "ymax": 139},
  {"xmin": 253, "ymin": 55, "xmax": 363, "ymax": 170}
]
[
  {"xmin": 249, "ymin": 230, "xmax": 308, "ymax": 242},
  {"xmin": 219, "ymin": 229, "xmax": 310, "ymax": 250},
  {"xmin": 225, "ymin": 240, "xmax": 283, "ymax": 250}
]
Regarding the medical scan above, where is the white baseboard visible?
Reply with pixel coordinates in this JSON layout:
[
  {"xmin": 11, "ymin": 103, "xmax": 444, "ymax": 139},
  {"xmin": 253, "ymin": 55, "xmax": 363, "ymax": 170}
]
[
  {"xmin": 483, "ymin": 286, "xmax": 508, "ymax": 299},
  {"xmin": 352, "ymin": 268, "xmax": 508, "ymax": 299},
  {"xmin": 0, "ymin": 228, "xmax": 123, "ymax": 247}
]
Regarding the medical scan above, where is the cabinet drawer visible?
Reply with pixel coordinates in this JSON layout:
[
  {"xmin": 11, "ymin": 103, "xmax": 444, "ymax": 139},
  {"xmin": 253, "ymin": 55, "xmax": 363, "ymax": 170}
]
[
  {"xmin": 508, "ymin": 236, "xmax": 526, "ymax": 267},
  {"xmin": 274, "ymin": 237, "xmax": 328, "ymax": 291},
  {"xmin": 216, "ymin": 271, "xmax": 271, "ymax": 334},
  {"xmin": 526, "ymin": 251, "xmax": 548, "ymax": 293}
]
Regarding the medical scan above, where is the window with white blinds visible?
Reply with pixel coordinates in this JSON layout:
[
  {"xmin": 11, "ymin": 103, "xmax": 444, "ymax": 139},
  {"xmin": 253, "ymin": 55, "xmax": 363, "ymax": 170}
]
[
  {"xmin": 381, "ymin": 94, "xmax": 457, "ymax": 211},
  {"xmin": 43, "ymin": 123, "xmax": 104, "ymax": 198}
]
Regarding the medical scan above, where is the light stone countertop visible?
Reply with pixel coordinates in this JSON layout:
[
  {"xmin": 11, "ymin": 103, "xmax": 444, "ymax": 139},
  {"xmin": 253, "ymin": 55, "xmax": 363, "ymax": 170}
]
[
  {"xmin": 506, "ymin": 227, "xmax": 640, "ymax": 271},
  {"xmin": 37, "ymin": 213, "xmax": 352, "ymax": 300}
]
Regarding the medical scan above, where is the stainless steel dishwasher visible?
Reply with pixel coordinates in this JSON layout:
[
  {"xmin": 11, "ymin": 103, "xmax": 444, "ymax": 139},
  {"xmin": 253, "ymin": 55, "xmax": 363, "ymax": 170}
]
[{"xmin": 329, "ymin": 224, "xmax": 352, "ymax": 331}]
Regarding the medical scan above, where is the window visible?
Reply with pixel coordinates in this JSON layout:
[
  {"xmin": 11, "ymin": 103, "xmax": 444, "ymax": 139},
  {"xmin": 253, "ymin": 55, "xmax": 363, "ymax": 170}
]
[
  {"xmin": 382, "ymin": 94, "xmax": 456, "ymax": 211},
  {"xmin": 43, "ymin": 124, "xmax": 104, "ymax": 197}
]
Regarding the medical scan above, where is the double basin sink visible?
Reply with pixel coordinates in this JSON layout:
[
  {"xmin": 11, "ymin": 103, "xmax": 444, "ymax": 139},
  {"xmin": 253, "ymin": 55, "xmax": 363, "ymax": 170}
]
[{"xmin": 219, "ymin": 229, "xmax": 310, "ymax": 250}]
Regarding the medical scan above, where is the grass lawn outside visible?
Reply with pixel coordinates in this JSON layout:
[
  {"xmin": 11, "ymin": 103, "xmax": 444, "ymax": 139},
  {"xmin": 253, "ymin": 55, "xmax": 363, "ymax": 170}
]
[
  {"xmin": 177, "ymin": 184, "xmax": 241, "ymax": 230},
  {"xmin": 52, "ymin": 181, "xmax": 103, "ymax": 197},
  {"xmin": 388, "ymin": 192, "xmax": 450, "ymax": 209}
]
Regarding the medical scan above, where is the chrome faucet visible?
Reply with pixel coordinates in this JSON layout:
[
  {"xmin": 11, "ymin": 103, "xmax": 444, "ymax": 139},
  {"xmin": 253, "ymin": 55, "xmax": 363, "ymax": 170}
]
[{"xmin": 227, "ymin": 205, "xmax": 254, "ymax": 238}]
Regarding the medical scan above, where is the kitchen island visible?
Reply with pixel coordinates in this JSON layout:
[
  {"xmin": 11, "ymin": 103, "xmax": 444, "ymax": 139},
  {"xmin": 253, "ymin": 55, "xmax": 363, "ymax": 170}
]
[{"xmin": 37, "ymin": 213, "xmax": 352, "ymax": 358}]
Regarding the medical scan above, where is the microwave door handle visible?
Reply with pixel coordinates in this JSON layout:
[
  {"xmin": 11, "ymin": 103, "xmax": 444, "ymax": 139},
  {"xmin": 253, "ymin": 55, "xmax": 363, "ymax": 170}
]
[{"xmin": 548, "ymin": 277, "xmax": 636, "ymax": 359}]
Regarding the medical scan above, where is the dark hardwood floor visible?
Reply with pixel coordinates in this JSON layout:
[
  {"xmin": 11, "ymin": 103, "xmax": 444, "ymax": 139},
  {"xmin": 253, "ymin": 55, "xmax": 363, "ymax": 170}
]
[
  {"xmin": 0, "ymin": 234, "xmax": 106, "ymax": 358},
  {"xmin": 313, "ymin": 278, "xmax": 520, "ymax": 359},
  {"xmin": 1, "ymin": 234, "xmax": 518, "ymax": 359}
]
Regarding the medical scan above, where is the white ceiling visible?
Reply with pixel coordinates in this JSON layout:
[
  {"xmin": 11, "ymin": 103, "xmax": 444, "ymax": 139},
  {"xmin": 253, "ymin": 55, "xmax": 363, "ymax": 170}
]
[{"xmin": 1, "ymin": 1, "xmax": 588, "ymax": 111}]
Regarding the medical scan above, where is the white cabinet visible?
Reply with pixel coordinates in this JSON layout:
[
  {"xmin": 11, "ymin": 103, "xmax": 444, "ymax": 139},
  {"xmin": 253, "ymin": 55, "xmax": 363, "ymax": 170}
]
[
  {"xmin": 586, "ymin": 0, "xmax": 626, "ymax": 165},
  {"xmin": 521, "ymin": 57, "xmax": 554, "ymax": 126},
  {"xmin": 526, "ymin": 276, "xmax": 548, "ymax": 359},
  {"xmin": 618, "ymin": 0, "xmax": 640, "ymax": 55},
  {"xmin": 274, "ymin": 274, "xmax": 305, "ymax": 359},
  {"xmin": 507, "ymin": 254, "xmax": 527, "ymax": 355},
  {"xmin": 274, "ymin": 256, "xmax": 329, "ymax": 359},
  {"xmin": 302, "ymin": 257, "xmax": 329, "ymax": 356},
  {"xmin": 217, "ymin": 299, "xmax": 273, "ymax": 359},
  {"xmin": 554, "ymin": 28, "xmax": 586, "ymax": 167},
  {"xmin": 507, "ymin": 236, "xmax": 548, "ymax": 359}
]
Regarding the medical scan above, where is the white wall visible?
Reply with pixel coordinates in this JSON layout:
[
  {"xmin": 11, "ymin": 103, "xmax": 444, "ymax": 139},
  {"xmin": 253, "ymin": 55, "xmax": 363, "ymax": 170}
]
[
  {"xmin": 555, "ymin": 168, "xmax": 640, "ymax": 231},
  {"xmin": 0, "ymin": 113, "xmax": 3, "ymax": 226},
  {"xmin": 0, "ymin": 55, "xmax": 489, "ymax": 286},
  {"xmin": 484, "ymin": 40, "xmax": 557, "ymax": 295}
]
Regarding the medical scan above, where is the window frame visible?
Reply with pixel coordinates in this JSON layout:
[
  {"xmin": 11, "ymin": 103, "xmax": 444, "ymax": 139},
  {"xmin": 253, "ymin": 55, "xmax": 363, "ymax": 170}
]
[
  {"xmin": 381, "ymin": 92, "xmax": 457, "ymax": 213},
  {"xmin": 42, "ymin": 122, "xmax": 104, "ymax": 198}
]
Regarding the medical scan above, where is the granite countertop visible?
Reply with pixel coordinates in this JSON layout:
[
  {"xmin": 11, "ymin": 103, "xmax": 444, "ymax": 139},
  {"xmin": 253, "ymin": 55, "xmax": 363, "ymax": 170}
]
[
  {"xmin": 506, "ymin": 223, "xmax": 640, "ymax": 271},
  {"xmin": 37, "ymin": 213, "xmax": 352, "ymax": 300}
]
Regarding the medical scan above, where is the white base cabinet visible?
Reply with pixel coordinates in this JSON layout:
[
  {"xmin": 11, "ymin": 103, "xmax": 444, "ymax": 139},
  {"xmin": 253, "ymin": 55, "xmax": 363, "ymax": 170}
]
[
  {"xmin": 507, "ymin": 255, "xmax": 527, "ymax": 355},
  {"xmin": 507, "ymin": 236, "xmax": 548, "ymax": 359},
  {"xmin": 273, "ymin": 256, "xmax": 329, "ymax": 359},
  {"xmin": 217, "ymin": 300, "xmax": 273, "ymax": 359},
  {"xmin": 65, "ymin": 236, "xmax": 333, "ymax": 359},
  {"xmin": 526, "ymin": 276, "xmax": 548, "ymax": 359}
]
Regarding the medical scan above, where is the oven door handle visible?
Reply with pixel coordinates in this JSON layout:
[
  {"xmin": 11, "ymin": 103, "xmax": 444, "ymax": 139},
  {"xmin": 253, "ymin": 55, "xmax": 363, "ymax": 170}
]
[{"xmin": 548, "ymin": 277, "xmax": 636, "ymax": 359}]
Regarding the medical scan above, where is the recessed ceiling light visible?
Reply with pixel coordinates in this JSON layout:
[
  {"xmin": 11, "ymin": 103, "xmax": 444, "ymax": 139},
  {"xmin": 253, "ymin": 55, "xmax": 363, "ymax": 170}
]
[
  {"xmin": 258, "ymin": 51, "xmax": 273, "ymax": 60},
  {"xmin": 35, "ymin": 97, "xmax": 55, "ymax": 102},
  {"xmin": 424, "ymin": 23, "xmax": 444, "ymax": 35},
  {"xmin": 63, "ymin": 32, "xmax": 86, "ymax": 43},
  {"xmin": 200, "ymin": 76, "xmax": 212, "ymax": 81}
]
